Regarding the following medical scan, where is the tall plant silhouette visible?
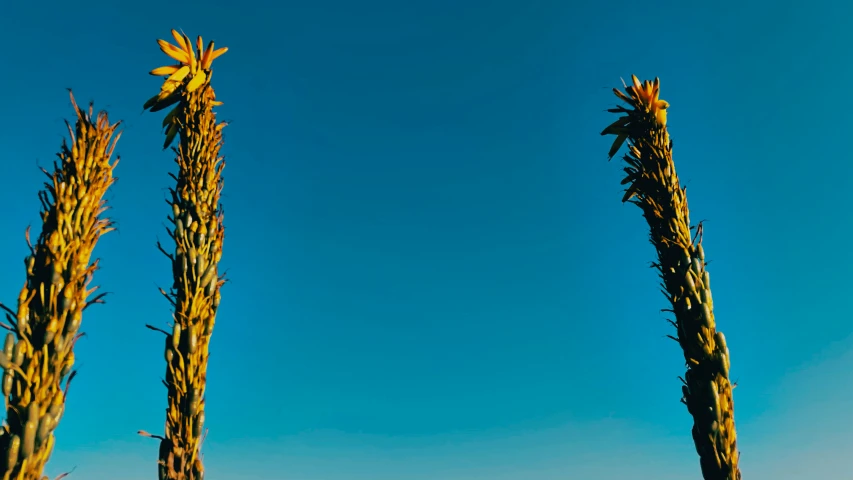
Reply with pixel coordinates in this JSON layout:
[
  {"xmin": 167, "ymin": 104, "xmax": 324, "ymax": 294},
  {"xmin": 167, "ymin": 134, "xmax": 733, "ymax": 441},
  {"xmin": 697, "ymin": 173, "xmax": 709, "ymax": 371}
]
[
  {"xmin": 139, "ymin": 29, "xmax": 228, "ymax": 480},
  {"xmin": 601, "ymin": 76, "xmax": 741, "ymax": 480}
]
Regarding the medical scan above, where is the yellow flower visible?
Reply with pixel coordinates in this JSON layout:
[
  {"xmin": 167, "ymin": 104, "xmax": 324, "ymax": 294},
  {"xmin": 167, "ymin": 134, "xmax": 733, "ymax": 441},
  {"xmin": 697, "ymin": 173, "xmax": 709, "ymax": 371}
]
[{"xmin": 144, "ymin": 30, "xmax": 229, "ymax": 113}]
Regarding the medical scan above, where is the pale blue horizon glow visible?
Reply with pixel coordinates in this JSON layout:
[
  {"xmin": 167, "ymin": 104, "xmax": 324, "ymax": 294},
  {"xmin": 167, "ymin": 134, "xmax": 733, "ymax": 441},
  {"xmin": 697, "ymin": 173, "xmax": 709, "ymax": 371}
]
[{"xmin": 2, "ymin": 0, "xmax": 853, "ymax": 479}]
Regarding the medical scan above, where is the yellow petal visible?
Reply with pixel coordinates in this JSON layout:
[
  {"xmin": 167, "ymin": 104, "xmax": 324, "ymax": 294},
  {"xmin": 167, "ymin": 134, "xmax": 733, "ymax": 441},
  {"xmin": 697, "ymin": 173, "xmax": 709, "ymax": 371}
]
[
  {"xmin": 171, "ymin": 29, "xmax": 189, "ymax": 51},
  {"xmin": 156, "ymin": 88, "xmax": 174, "ymax": 102},
  {"xmin": 160, "ymin": 80, "xmax": 180, "ymax": 96},
  {"xmin": 182, "ymin": 32, "xmax": 192, "ymax": 52},
  {"xmin": 201, "ymin": 41, "xmax": 215, "ymax": 69},
  {"xmin": 655, "ymin": 109, "xmax": 668, "ymax": 128},
  {"xmin": 631, "ymin": 74, "xmax": 642, "ymax": 91},
  {"xmin": 204, "ymin": 47, "xmax": 228, "ymax": 69},
  {"xmin": 167, "ymin": 65, "xmax": 192, "ymax": 84},
  {"xmin": 186, "ymin": 70, "xmax": 207, "ymax": 93},
  {"xmin": 189, "ymin": 44, "xmax": 198, "ymax": 71},
  {"xmin": 150, "ymin": 64, "xmax": 182, "ymax": 76},
  {"xmin": 157, "ymin": 39, "xmax": 189, "ymax": 64}
]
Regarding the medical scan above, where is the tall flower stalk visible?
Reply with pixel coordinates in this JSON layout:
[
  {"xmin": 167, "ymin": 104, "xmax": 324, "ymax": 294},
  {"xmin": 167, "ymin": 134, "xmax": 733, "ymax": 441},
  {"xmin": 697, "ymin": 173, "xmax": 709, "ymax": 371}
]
[
  {"xmin": 138, "ymin": 29, "xmax": 227, "ymax": 480},
  {"xmin": 601, "ymin": 76, "xmax": 741, "ymax": 480},
  {"xmin": 0, "ymin": 92, "xmax": 120, "ymax": 480}
]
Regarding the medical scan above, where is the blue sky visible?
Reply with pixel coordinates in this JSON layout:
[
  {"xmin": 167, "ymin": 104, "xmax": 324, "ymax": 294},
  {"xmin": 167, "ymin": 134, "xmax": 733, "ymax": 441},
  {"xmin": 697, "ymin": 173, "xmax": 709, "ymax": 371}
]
[{"xmin": 2, "ymin": 0, "xmax": 853, "ymax": 478}]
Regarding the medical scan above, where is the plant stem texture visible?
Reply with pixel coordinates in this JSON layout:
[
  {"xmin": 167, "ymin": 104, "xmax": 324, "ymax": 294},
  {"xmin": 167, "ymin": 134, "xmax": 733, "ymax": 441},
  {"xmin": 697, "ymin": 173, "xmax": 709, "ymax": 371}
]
[
  {"xmin": 601, "ymin": 76, "xmax": 741, "ymax": 480},
  {"xmin": 141, "ymin": 30, "xmax": 227, "ymax": 480},
  {"xmin": 0, "ymin": 92, "xmax": 119, "ymax": 480}
]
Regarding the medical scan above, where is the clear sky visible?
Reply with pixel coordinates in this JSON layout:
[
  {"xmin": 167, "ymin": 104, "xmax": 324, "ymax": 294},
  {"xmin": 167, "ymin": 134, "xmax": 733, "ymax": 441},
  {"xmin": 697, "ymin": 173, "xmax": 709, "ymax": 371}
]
[{"xmin": 2, "ymin": 0, "xmax": 853, "ymax": 479}]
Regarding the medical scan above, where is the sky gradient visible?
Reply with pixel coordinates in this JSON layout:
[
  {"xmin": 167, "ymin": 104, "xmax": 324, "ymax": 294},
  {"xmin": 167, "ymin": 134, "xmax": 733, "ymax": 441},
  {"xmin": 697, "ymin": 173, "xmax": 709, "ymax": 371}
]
[{"xmin": 2, "ymin": 0, "xmax": 853, "ymax": 478}]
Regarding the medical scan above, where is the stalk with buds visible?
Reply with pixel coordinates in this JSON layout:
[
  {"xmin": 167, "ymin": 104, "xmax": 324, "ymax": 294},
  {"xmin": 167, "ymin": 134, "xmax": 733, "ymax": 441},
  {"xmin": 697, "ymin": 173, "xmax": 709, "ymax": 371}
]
[
  {"xmin": 601, "ymin": 76, "xmax": 741, "ymax": 480},
  {"xmin": 138, "ymin": 29, "xmax": 228, "ymax": 480},
  {"xmin": 0, "ymin": 92, "xmax": 120, "ymax": 480}
]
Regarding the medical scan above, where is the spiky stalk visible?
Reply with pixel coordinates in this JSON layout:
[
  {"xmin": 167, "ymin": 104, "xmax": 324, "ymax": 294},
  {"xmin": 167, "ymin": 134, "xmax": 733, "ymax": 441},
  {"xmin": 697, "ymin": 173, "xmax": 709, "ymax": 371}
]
[
  {"xmin": 0, "ymin": 92, "xmax": 119, "ymax": 480},
  {"xmin": 601, "ymin": 76, "xmax": 741, "ymax": 480},
  {"xmin": 139, "ymin": 30, "xmax": 226, "ymax": 480}
]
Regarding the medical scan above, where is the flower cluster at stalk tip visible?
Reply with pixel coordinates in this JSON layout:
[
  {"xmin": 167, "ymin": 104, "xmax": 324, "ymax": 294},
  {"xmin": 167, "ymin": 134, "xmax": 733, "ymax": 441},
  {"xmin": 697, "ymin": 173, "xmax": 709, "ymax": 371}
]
[
  {"xmin": 601, "ymin": 75, "xmax": 670, "ymax": 160},
  {"xmin": 144, "ymin": 29, "xmax": 228, "ymax": 149}
]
